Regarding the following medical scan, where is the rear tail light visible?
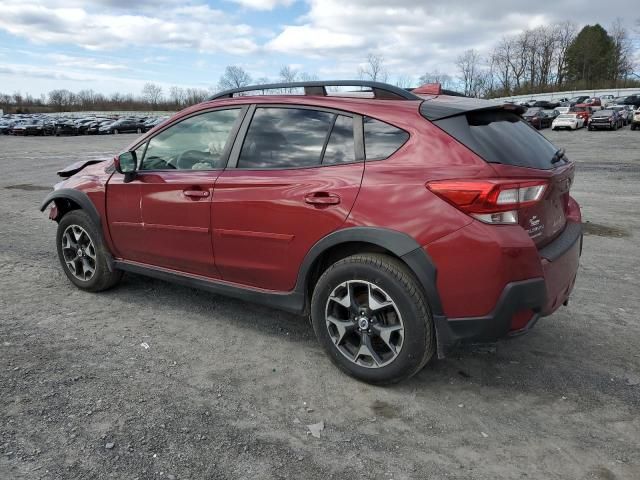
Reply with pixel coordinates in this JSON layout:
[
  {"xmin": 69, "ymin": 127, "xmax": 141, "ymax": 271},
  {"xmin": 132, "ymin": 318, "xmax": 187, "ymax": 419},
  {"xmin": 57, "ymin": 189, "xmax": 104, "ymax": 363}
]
[{"xmin": 426, "ymin": 179, "xmax": 548, "ymax": 224}]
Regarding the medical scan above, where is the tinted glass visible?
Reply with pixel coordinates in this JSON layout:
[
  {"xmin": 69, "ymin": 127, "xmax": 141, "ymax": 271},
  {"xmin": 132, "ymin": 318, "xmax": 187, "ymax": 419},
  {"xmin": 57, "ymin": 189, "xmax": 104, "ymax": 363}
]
[
  {"xmin": 323, "ymin": 115, "xmax": 355, "ymax": 165},
  {"xmin": 363, "ymin": 117, "xmax": 409, "ymax": 160},
  {"xmin": 238, "ymin": 108, "xmax": 334, "ymax": 169},
  {"xmin": 140, "ymin": 109, "xmax": 240, "ymax": 170},
  {"xmin": 434, "ymin": 110, "xmax": 559, "ymax": 170}
]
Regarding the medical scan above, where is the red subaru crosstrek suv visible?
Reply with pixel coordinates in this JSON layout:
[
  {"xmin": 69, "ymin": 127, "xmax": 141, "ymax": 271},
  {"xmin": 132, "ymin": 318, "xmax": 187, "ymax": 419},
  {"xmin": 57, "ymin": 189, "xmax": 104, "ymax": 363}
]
[{"xmin": 41, "ymin": 81, "xmax": 582, "ymax": 384}]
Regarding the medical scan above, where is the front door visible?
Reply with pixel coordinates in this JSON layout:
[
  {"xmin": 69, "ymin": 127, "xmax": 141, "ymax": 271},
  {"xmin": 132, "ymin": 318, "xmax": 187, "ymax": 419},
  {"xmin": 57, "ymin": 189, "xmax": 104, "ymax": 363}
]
[
  {"xmin": 106, "ymin": 107, "xmax": 244, "ymax": 277},
  {"xmin": 212, "ymin": 106, "xmax": 364, "ymax": 291}
]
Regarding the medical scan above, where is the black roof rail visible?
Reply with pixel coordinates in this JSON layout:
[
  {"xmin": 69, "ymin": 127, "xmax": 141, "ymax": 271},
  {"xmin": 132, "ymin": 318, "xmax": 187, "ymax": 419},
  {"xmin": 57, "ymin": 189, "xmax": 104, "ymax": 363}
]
[{"xmin": 208, "ymin": 80, "xmax": 421, "ymax": 101}]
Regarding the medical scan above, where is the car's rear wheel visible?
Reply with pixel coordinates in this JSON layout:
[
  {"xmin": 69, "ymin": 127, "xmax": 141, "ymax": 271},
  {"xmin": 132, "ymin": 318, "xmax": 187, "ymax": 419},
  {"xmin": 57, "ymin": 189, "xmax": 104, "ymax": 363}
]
[
  {"xmin": 56, "ymin": 210, "xmax": 122, "ymax": 292},
  {"xmin": 311, "ymin": 253, "xmax": 435, "ymax": 385}
]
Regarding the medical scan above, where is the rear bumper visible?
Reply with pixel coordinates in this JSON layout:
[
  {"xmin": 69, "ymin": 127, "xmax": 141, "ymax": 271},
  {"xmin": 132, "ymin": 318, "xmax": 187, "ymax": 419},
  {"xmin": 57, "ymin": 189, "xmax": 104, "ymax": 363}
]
[{"xmin": 434, "ymin": 221, "xmax": 582, "ymax": 355}]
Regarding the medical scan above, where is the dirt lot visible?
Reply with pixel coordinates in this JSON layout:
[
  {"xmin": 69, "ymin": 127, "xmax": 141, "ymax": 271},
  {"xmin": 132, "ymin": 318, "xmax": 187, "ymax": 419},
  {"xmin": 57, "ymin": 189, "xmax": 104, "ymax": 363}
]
[{"xmin": 1, "ymin": 128, "xmax": 639, "ymax": 480}]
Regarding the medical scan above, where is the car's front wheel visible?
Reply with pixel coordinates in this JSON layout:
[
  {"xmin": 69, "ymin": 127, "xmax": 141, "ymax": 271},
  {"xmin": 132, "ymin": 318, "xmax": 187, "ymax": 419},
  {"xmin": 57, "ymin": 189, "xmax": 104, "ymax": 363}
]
[
  {"xmin": 311, "ymin": 254, "xmax": 435, "ymax": 384},
  {"xmin": 56, "ymin": 210, "xmax": 123, "ymax": 292}
]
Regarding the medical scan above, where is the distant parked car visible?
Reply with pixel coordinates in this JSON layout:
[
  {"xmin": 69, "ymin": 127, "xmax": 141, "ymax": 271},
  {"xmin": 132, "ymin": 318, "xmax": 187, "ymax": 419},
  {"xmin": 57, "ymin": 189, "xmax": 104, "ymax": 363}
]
[
  {"xmin": 588, "ymin": 109, "xmax": 623, "ymax": 130},
  {"xmin": 630, "ymin": 108, "xmax": 640, "ymax": 130},
  {"xmin": 552, "ymin": 113, "xmax": 584, "ymax": 131},
  {"xmin": 55, "ymin": 120, "xmax": 79, "ymax": 136},
  {"xmin": 556, "ymin": 106, "xmax": 570, "ymax": 115},
  {"xmin": 533, "ymin": 100, "xmax": 560, "ymax": 109},
  {"xmin": 542, "ymin": 109, "xmax": 560, "ymax": 120},
  {"xmin": 14, "ymin": 120, "xmax": 55, "ymax": 136},
  {"xmin": 99, "ymin": 118, "xmax": 146, "ymax": 134},
  {"xmin": 571, "ymin": 104, "xmax": 594, "ymax": 124},
  {"xmin": 613, "ymin": 95, "xmax": 640, "ymax": 108},
  {"xmin": 523, "ymin": 108, "xmax": 553, "ymax": 129},
  {"xmin": 584, "ymin": 97, "xmax": 602, "ymax": 109},
  {"xmin": 600, "ymin": 94, "xmax": 616, "ymax": 107},
  {"xmin": 610, "ymin": 105, "xmax": 634, "ymax": 126},
  {"xmin": 143, "ymin": 116, "xmax": 169, "ymax": 132},
  {"xmin": 561, "ymin": 96, "xmax": 589, "ymax": 107}
]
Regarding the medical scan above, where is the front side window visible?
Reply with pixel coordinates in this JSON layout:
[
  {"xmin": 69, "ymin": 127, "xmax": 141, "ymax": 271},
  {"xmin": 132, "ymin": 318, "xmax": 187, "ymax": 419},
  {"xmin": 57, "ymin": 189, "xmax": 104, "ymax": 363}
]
[
  {"xmin": 363, "ymin": 117, "xmax": 409, "ymax": 161},
  {"xmin": 140, "ymin": 108, "xmax": 240, "ymax": 170},
  {"xmin": 237, "ymin": 108, "xmax": 335, "ymax": 169}
]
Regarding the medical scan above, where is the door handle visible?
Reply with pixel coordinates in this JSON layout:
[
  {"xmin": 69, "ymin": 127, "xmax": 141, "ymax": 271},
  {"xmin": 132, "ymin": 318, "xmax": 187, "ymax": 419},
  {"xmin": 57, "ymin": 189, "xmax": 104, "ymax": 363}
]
[
  {"xmin": 183, "ymin": 189, "xmax": 210, "ymax": 198},
  {"xmin": 304, "ymin": 192, "xmax": 341, "ymax": 205}
]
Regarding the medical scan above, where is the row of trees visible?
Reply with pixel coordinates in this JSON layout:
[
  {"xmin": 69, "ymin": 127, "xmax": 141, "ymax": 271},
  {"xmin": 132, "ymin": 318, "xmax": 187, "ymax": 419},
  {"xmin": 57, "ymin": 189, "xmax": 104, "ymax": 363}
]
[
  {"xmin": 1, "ymin": 20, "xmax": 638, "ymax": 112},
  {"xmin": 454, "ymin": 20, "xmax": 638, "ymax": 98}
]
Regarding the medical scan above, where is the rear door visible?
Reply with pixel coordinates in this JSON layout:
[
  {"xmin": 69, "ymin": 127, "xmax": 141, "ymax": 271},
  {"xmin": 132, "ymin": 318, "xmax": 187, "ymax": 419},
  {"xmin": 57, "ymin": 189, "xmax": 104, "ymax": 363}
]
[{"xmin": 212, "ymin": 105, "xmax": 364, "ymax": 291}]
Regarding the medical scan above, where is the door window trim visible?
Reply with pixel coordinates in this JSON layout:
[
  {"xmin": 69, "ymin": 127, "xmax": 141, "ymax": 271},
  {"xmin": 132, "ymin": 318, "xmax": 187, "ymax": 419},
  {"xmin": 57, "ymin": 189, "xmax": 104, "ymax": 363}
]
[
  {"xmin": 226, "ymin": 104, "xmax": 365, "ymax": 170},
  {"xmin": 130, "ymin": 105, "xmax": 249, "ymax": 173}
]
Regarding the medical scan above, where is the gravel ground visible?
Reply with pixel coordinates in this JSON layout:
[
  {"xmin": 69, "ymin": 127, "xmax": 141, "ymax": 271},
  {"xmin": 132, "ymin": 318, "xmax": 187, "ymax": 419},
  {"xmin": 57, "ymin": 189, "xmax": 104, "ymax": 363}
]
[{"xmin": 1, "ymin": 128, "xmax": 639, "ymax": 480}]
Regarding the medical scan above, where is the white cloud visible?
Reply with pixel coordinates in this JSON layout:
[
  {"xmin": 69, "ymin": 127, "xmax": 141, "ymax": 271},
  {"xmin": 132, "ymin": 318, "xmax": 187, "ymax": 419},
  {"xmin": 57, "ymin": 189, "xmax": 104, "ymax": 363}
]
[
  {"xmin": 0, "ymin": 1, "xmax": 258, "ymax": 54},
  {"xmin": 266, "ymin": 0, "xmax": 639, "ymax": 77},
  {"xmin": 229, "ymin": 0, "xmax": 295, "ymax": 11},
  {"xmin": 49, "ymin": 54, "xmax": 129, "ymax": 71}
]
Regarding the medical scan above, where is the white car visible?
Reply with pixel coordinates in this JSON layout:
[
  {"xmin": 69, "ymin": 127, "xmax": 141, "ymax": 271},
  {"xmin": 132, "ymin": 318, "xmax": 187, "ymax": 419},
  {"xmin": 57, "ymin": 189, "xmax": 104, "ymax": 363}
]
[
  {"xmin": 601, "ymin": 94, "xmax": 616, "ymax": 107},
  {"xmin": 556, "ymin": 106, "xmax": 570, "ymax": 114},
  {"xmin": 551, "ymin": 113, "xmax": 584, "ymax": 131}
]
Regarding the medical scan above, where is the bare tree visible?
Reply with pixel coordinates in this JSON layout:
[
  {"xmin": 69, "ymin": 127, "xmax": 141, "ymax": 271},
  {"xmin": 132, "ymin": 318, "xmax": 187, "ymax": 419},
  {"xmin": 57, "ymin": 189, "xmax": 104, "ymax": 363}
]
[
  {"xmin": 184, "ymin": 88, "xmax": 209, "ymax": 105},
  {"xmin": 418, "ymin": 70, "xmax": 454, "ymax": 89},
  {"xmin": 553, "ymin": 21, "xmax": 577, "ymax": 87},
  {"xmin": 218, "ymin": 65, "xmax": 252, "ymax": 91},
  {"xmin": 142, "ymin": 83, "xmax": 163, "ymax": 107},
  {"xmin": 279, "ymin": 65, "xmax": 298, "ymax": 92},
  {"xmin": 299, "ymin": 72, "xmax": 318, "ymax": 82},
  {"xmin": 358, "ymin": 54, "xmax": 388, "ymax": 83},
  {"xmin": 279, "ymin": 65, "xmax": 298, "ymax": 83},
  {"xmin": 395, "ymin": 75, "xmax": 413, "ymax": 89},
  {"xmin": 168, "ymin": 86, "xmax": 186, "ymax": 107},
  {"xmin": 610, "ymin": 18, "xmax": 634, "ymax": 85},
  {"xmin": 456, "ymin": 49, "xmax": 483, "ymax": 97}
]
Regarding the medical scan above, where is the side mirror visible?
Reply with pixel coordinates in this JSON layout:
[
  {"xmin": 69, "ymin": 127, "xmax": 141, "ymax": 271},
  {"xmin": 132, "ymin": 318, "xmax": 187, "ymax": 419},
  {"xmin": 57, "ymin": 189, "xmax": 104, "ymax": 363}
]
[{"xmin": 115, "ymin": 151, "xmax": 137, "ymax": 183}]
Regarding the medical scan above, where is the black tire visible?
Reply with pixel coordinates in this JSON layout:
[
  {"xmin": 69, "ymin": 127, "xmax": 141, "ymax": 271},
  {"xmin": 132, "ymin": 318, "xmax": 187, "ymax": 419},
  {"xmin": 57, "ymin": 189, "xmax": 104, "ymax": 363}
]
[
  {"xmin": 311, "ymin": 253, "xmax": 435, "ymax": 385},
  {"xmin": 631, "ymin": 124, "xmax": 637, "ymax": 131},
  {"xmin": 56, "ymin": 210, "xmax": 123, "ymax": 292}
]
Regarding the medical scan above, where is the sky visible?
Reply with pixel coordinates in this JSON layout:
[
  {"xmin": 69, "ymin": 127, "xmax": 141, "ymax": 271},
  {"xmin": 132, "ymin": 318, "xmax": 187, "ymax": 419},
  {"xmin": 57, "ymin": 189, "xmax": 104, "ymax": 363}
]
[{"xmin": 0, "ymin": 0, "xmax": 638, "ymax": 97}]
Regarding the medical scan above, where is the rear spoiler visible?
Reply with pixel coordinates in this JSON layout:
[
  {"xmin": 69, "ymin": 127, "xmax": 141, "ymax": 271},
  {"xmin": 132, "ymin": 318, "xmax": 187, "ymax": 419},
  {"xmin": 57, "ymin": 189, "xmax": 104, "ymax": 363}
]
[{"xmin": 419, "ymin": 96, "xmax": 526, "ymax": 121}]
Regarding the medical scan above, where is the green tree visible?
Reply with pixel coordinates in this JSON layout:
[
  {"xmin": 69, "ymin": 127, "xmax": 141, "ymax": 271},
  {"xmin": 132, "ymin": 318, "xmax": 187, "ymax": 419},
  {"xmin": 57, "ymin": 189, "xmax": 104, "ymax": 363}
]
[{"xmin": 565, "ymin": 24, "xmax": 615, "ymax": 88}]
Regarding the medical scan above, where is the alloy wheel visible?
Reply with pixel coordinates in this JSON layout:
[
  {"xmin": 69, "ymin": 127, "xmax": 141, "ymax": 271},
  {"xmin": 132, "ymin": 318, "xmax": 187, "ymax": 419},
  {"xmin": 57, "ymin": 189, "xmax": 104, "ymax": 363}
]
[
  {"xmin": 325, "ymin": 280, "xmax": 404, "ymax": 368},
  {"xmin": 61, "ymin": 225, "xmax": 97, "ymax": 281}
]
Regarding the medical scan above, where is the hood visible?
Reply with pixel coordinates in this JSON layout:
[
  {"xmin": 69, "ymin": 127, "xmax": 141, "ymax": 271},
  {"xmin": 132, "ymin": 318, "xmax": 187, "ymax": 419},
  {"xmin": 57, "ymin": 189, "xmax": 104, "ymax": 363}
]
[{"xmin": 56, "ymin": 159, "xmax": 106, "ymax": 178}]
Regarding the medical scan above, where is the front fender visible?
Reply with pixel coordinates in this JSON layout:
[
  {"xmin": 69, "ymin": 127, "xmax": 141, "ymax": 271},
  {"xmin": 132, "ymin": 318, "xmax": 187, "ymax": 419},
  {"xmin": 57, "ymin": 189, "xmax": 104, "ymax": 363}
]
[{"xmin": 40, "ymin": 188, "xmax": 102, "ymax": 229}]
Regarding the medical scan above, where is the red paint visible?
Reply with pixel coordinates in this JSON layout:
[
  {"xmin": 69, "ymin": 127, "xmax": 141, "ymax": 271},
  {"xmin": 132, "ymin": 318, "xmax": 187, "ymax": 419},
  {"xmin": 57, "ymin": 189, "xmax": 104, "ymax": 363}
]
[{"xmin": 412, "ymin": 83, "xmax": 442, "ymax": 95}]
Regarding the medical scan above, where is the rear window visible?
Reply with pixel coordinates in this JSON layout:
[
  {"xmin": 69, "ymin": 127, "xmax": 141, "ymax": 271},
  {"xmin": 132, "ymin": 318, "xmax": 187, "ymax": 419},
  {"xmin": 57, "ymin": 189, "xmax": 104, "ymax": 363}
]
[{"xmin": 433, "ymin": 110, "xmax": 559, "ymax": 170}]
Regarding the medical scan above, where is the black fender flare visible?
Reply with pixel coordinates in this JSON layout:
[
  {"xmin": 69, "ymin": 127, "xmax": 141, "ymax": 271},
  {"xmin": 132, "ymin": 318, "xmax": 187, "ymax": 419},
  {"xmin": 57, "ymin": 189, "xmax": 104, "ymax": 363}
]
[
  {"xmin": 40, "ymin": 188, "xmax": 114, "ymax": 270},
  {"xmin": 294, "ymin": 227, "xmax": 444, "ymax": 318},
  {"xmin": 40, "ymin": 188, "xmax": 101, "ymax": 229}
]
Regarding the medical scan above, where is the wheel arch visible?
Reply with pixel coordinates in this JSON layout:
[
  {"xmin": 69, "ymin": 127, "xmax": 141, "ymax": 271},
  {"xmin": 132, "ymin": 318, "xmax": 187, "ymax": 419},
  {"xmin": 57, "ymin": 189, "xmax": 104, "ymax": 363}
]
[
  {"xmin": 295, "ymin": 227, "xmax": 444, "ymax": 319},
  {"xmin": 40, "ymin": 188, "xmax": 101, "ymax": 228}
]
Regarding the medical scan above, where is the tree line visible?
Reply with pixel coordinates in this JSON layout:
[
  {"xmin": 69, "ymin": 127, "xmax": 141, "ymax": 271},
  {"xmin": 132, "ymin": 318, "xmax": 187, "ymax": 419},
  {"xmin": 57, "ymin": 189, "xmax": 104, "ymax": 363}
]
[
  {"xmin": 1, "ymin": 20, "xmax": 638, "ymax": 113},
  {"xmin": 453, "ymin": 20, "xmax": 638, "ymax": 98}
]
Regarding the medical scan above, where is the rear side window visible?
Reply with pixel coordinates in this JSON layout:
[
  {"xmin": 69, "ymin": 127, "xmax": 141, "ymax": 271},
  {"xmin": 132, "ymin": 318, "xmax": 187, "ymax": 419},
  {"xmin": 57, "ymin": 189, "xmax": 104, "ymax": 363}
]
[
  {"xmin": 363, "ymin": 117, "xmax": 409, "ymax": 160},
  {"xmin": 434, "ymin": 110, "xmax": 559, "ymax": 170},
  {"xmin": 238, "ymin": 108, "xmax": 334, "ymax": 169}
]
